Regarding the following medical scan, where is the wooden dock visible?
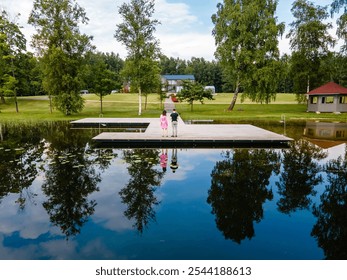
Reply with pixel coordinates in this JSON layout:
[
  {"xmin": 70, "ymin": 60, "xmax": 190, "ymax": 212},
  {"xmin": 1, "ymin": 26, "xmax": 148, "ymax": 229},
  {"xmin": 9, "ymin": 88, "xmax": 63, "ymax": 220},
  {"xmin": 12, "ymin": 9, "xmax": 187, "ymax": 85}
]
[{"xmin": 71, "ymin": 118, "xmax": 292, "ymax": 148}]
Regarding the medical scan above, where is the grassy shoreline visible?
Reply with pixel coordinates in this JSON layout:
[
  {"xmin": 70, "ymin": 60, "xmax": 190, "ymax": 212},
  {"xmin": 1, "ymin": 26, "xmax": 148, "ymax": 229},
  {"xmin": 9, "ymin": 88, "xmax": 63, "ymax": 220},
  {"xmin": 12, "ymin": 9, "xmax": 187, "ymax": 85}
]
[{"xmin": 1, "ymin": 93, "xmax": 347, "ymax": 123}]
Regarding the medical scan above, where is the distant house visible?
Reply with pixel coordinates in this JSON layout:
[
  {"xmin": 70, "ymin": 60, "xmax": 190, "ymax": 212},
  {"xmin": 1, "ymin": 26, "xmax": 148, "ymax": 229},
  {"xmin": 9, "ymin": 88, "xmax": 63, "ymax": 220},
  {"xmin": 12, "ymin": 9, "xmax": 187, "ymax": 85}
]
[
  {"xmin": 161, "ymin": 74, "xmax": 195, "ymax": 94},
  {"xmin": 307, "ymin": 82, "xmax": 347, "ymax": 113}
]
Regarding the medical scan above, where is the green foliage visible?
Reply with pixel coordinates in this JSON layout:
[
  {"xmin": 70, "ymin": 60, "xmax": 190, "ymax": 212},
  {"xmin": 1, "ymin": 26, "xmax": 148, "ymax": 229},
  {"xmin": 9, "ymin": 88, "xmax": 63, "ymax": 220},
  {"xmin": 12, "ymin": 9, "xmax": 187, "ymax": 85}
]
[
  {"xmin": 287, "ymin": 0, "xmax": 335, "ymax": 93},
  {"xmin": 79, "ymin": 51, "xmax": 123, "ymax": 93},
  {"xmin": 159, "ymin": 55, "xmax": 188, "ymax": 75},
  {"xmin": 53, "ymin": 91, "xmax": 84, "ymax": 115},
  {"xmin": 288, "ymin": 0, "xmax": 335, "ymax": 56},
  {"xmin": 177, "ymin": 80, "xmax": 214, "ymax": 111},
  {"xmin": 0, "ymin": 10, "xmax": 26, "ymax": 109},
  {"xmin": 41, "ymin": 46, "xmax": 85, "ymax": 114},
  {"xmin": 318, "ymin": 52, "xmax": 347, "ymax": 87},
  {"xmin": 2, "ymin": 74, "xmax": 17, "ymax": 96},
  {"xmin": 115, "ymin": 0, "xmax": 161, "ymax": 115},
  {"xmin": 212, "ymin": 0, "xmax": 283, "ymax": 110},
  {"xmin": 187, "ymin": 57, "xmax": 223, "ymax": 93},
  {"xmin": 330, "ymin": 0, "xmax": 347, "ymax": 53},
  {"xmin": 336, "ymin": 12, "xmax": 347, "ymax": 54},
  {"xmin": 29, "ymin": 0, "xmax": 93, "ymax": 115}
]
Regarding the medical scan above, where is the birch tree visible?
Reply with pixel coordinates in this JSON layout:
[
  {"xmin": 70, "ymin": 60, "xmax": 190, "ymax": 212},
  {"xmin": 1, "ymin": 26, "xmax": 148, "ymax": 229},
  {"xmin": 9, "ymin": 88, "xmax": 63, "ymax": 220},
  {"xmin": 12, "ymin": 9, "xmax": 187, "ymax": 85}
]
[
  {"xmin": 331, "ymin": 0, "xmax": 347, "ymax": 54},
  {"xmin": 212, "ymin": 0, "xmax": 284, "ymax": 110},
  {"xmin": 287, "ymin": 0, "xmax": 335, "ymax": 95},
  {"xmin": 115, "ymin": 0, "xmax": 161, "ymax": 115}
]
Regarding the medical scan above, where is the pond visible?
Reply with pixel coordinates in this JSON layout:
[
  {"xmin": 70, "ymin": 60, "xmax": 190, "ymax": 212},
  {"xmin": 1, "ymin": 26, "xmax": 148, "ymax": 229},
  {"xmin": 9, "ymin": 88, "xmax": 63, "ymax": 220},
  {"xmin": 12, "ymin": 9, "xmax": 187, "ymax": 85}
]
[{"xmin": 0, "ymin": 120, "xmax": 346, "ymax": 260}]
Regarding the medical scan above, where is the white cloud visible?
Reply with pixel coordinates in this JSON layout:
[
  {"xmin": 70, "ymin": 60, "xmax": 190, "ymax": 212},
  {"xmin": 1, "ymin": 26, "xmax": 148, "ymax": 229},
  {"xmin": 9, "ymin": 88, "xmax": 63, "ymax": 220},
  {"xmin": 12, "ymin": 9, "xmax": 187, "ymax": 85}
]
[
  {"xmin": 155, "ymin": 0, "xmax": 199, "ymax": 30},
  {"xmin": 0, "ymin": 191, "xmax": 53, "ymax": 239},
  {"xmin": 159, "ymin": 31, "xmax": 215, "ymax": 60}
]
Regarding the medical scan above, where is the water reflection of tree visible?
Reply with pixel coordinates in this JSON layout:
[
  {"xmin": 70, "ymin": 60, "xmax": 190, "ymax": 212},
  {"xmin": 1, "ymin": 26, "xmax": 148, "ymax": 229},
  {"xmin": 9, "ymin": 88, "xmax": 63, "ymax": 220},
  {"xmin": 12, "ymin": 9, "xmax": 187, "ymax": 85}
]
[
  {"xmin": 0, "ymin": 123, "xmax": 45, "ymax": 210},
  {"xmin": 207, "ymin": 149, "xmax": 279, "ymax": 244},
  {"xmin": 41, "ymin": 122, "xmax": 116, "ymax": 238},
  {"xmin": 311, "ymin": 150, "xmax": 347, "ymax": 259},
  {"xmin": 276, "ymin": 140, "xmax": 327, "ymax": 215},
  {"xmin": 120, "ymin": 149, "xmax": 164, "ymax": 233}
]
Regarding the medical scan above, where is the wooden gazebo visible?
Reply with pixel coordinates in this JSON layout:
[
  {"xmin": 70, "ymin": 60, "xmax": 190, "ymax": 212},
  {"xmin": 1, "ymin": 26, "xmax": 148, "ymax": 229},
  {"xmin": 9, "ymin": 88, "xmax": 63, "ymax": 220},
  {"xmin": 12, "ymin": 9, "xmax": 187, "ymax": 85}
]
[{"xmin": 307, "ymin": 82, "xmax": 347, "ymax": 113}]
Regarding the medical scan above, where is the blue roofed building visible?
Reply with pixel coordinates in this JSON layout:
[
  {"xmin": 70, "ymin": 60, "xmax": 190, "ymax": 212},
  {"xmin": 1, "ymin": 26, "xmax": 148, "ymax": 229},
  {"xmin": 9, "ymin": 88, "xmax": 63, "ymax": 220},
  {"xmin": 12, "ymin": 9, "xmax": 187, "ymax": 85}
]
[{"xmin": 161, "ymin": 74, "xmax": 195, "ymax": 94}]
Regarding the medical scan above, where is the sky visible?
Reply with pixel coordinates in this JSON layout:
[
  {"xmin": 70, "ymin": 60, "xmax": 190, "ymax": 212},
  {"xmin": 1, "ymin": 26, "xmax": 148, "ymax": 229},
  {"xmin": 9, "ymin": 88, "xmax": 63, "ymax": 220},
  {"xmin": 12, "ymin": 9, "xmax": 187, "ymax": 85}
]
[{"xmin": 0, "ymin": 0, "xmax": 340, "ymax": 61}]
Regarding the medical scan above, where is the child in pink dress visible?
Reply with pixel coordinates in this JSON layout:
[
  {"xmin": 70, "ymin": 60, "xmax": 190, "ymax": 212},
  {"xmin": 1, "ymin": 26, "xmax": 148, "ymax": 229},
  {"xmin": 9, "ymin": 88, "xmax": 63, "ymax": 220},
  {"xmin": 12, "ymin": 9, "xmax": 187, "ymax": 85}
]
[{"xmin": 160, "ymin": 110, "xmax": 168, "ymax": 137}]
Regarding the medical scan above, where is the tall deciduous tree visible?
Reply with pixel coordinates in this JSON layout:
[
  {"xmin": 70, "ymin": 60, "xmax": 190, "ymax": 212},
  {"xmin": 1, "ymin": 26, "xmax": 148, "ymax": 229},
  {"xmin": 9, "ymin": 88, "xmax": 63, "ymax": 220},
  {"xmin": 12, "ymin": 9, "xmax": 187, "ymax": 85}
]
[
  {"xmin": 331, "ymin": 0, "xmax": 347, "ymax": 54},
  {"xmin": 212, "ymin": 0, "xmax": 284, "ymax": 110},
  {"xmin": 0, "ymin": 11, "xmax": 26, "ymax": 111},
  {"xmin": 287, "ymin": 0, "xmax": 335, "ymax": 97},
  {"xmin": 115, "ymin": 0, "xmax": 161, "ymax": 115},
  {"xmin": 28, "ymin": 0, "xmax": 93, "ymax": 115}
]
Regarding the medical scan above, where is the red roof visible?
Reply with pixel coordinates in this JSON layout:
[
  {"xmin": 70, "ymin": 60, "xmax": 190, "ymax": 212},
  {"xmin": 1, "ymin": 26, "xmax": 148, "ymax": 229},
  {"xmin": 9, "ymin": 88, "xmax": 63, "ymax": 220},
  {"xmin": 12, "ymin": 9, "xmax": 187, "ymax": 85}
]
[{"xmin": 307, "ymin": 82, "xmax": 347, "ymax": 95}]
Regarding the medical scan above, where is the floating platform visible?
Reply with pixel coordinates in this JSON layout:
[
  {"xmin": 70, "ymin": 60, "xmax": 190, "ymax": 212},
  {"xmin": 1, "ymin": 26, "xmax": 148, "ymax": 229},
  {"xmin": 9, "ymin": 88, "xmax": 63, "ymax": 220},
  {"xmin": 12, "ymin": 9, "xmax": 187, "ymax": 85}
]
[{"xmin": 71, "ymin": 118, "xmax": 293, "ymax": 148}]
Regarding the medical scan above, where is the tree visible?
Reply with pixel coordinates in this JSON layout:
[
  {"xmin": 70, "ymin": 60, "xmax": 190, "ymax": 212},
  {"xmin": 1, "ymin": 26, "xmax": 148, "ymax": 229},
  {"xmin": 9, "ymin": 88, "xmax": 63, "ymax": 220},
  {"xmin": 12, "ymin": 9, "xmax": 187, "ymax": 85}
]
[
  {"xmin": 103, "ymin": 52, "xmax": 124, "ymax": 92},
  {"xmin": 159, "ymin": 55, "xmax": 188, "ymax": 75},
  {"xmin": 277, "ymin": 54, "xmax": 293, "ymax": 93},
  {"xmin": 319, "ymin": 52, "xmax": 347, "ymax": 87},
  {"xmin": 287, "ymin": 0, "xmax": 335, "ymax": 97},
  {"xmin": 157, "ymin": 81, "xmax": 167, "ymax": 110},
  {"xmin": 177, "ymin": 80, "xmax": 214, "ymax": 111},
  {"xmin": 0, "ymin": 10, "xmax": 26, "ymax": 111},
  {"xmin": 331, "ymin": 0, "xmax": 347, "ymax": 54},
  {"xmin": 79, "ymin": 51, "xmax": 118, "ymax": 115},
  {"xmin": 121, "ymin": 56, "xmax": 161, "ymax": 110},
  {"xmin": 187, "ymin": 57, "xmax": 224, "ymax": 93},
  {"xmin": 28, "ymin": 0, "xmax": 93, "ymax": 115},
  {"xmin": 115, "ymin": 0, "xmax": 161, "ymax": 115},
  {"xmin": 212, "ymin": 0, "xmax": 284, "ymax": 110},
  {"xmin": 93, "ymin": 67, "xmax": 115, "ymax": 116}
]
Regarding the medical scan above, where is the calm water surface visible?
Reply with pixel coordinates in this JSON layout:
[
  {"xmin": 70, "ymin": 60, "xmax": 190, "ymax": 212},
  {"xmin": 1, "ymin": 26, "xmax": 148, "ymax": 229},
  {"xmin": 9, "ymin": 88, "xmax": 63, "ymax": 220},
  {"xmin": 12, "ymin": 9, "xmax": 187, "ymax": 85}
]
[{"xmin": 0, "ymin": 121, "xmax": 346, "ymax": 260}]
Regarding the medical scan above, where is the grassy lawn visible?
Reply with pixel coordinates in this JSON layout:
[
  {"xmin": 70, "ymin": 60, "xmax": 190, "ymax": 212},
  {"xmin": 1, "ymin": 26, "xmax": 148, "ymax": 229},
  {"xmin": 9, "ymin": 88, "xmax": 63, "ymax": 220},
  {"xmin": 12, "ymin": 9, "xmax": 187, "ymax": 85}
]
[{"xmin": 1, "ymin": 93, "xmax": 347, "ymax": 123}]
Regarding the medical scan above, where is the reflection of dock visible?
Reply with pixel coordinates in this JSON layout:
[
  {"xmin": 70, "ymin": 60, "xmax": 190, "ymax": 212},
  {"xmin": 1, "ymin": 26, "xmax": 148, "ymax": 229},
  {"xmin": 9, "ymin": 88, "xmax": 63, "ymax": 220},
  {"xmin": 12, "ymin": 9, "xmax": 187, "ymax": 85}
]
[{"xmin": 71, "ymin": 118, "xmax": 293, "ymax": 148}]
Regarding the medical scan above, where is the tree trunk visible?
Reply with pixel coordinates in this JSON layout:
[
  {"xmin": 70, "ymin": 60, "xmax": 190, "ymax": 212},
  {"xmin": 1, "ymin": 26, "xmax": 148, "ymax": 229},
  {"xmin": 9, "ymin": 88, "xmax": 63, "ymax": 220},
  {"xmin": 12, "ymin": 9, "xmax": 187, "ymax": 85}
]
[
  {"xmin": 138, "ymin": 87, "xmax": 142, "ymax": 116},
  {"xmin": 15, "ymin": 97, "xmax": 18, "ymax": 113},
  {"xmin": 306, "ymin": 75, "xmax": 310, "ymax": 93},
  {"xmin": 11, "ymin": 60, "xmax": 19, "ymax": 113},
  {"xmin": 100, "ymin": 95, "xmax": 103, "ymax": 115},
  {"xmin": 49, "ymin": 94, "xmax": 53, "ymax": 114},
  {"xmin": 227, "ymin": 79, "xmax": 240, "ymax": 111},
  {"xmin": 0, "ymin": 94, "xmax": 5, "ymax": 104},
  {"xmin": 0, "ymin": 123, "xmax": 3, "ymax": 141}
]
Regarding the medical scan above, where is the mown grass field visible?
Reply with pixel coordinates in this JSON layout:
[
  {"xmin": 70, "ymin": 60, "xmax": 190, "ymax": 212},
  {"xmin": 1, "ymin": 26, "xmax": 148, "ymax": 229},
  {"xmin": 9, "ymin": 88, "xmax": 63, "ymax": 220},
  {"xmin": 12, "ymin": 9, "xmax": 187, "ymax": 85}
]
[{"xmin": 1, "ymin": 93, "xmax": 347, "ymax": 123}]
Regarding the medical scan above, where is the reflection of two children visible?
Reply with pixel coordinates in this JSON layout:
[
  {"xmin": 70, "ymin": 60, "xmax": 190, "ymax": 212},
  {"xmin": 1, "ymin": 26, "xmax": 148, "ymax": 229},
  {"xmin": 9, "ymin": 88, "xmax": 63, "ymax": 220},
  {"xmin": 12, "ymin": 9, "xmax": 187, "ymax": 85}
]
[{"xmin": 160, "ymin": 149, "xmax": 179, "ymax": 173}]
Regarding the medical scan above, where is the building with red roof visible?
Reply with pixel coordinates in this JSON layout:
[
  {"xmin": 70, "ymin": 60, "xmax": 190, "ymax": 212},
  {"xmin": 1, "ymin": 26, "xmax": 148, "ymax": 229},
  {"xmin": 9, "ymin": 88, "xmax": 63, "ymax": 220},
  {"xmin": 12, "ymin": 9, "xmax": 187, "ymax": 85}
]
[{"xmin": 307, "ymin": 82, "xmax": 347, "ymax": 113}]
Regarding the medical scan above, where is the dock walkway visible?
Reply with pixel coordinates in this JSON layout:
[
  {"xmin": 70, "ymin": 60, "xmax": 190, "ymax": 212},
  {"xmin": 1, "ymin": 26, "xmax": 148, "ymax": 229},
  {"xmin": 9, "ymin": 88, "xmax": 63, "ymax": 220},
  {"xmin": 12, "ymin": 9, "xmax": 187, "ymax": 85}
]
[{"xmin": 71, "ymin": 118, "xmax": 292, "ymax": 148}]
